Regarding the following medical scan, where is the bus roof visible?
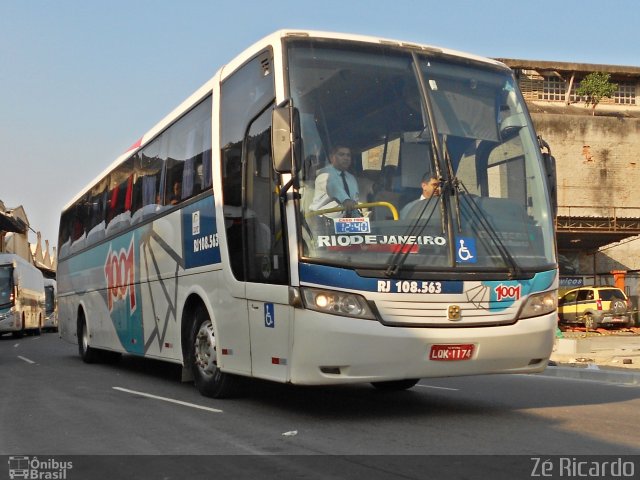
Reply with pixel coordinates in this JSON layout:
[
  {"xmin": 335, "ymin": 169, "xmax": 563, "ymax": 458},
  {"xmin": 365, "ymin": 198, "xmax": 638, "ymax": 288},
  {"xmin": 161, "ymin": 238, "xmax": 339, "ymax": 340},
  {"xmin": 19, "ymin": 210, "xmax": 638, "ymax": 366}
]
[{"xmin": 62, "ymin": 29, "xmax": 507, "ymax": 210}]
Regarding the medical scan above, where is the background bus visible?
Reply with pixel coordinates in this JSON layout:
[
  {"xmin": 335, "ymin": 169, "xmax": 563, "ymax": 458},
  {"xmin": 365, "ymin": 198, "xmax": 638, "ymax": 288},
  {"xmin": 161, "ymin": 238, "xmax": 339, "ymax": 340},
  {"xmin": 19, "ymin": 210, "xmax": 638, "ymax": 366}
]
[
  {"xmin": 0, "ymin": 253, "xmax": 45, "ymax": 338},
  {"xmin": 57, "ymin": 30, "xmax": 558, "ymax": 398}
]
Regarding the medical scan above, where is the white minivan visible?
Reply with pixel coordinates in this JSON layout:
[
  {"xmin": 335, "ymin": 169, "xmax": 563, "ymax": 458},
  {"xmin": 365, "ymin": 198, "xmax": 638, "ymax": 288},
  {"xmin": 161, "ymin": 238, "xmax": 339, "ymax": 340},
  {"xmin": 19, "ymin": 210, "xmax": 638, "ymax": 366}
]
[{"xmin": 0, "ymin": 253, "xmax": 45, "ymax": 337}]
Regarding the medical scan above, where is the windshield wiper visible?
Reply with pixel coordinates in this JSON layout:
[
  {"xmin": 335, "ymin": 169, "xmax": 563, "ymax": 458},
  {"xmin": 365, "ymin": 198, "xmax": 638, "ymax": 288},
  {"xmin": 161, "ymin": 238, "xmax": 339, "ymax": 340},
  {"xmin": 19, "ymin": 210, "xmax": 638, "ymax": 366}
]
[
  {"xmin": 385, "ymin": 52, "xmax": 449, "ymax": 277},
  {"xmin": 385, "ymin": 52, "xmax": 524, "ymax": 278},
  {"xmin": 386, "ymin": 179, "xmax": 524, "ymax": 278},
  {"xmin": 453, "ymin": 179, "xmax": 523, "ymax": 278},
  {"xmin": 384, "ymin": 182, "xmax": 447, "ymax": 277}
]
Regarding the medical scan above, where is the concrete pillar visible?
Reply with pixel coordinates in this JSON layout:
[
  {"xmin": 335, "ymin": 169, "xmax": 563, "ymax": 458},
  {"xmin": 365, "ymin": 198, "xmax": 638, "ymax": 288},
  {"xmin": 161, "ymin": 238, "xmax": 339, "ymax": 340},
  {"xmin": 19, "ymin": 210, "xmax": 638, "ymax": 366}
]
[{"xmin": 611, "ymin": 270, "xmax": 627, "ymax": 290}]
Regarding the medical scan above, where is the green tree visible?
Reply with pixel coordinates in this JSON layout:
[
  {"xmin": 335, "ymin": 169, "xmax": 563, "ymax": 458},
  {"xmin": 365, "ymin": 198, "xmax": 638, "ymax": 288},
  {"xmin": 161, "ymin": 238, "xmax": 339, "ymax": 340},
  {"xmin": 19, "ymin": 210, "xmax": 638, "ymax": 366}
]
[{"xmin": 575, "ymin": 72, "xmax": 618, "ymax": 115}]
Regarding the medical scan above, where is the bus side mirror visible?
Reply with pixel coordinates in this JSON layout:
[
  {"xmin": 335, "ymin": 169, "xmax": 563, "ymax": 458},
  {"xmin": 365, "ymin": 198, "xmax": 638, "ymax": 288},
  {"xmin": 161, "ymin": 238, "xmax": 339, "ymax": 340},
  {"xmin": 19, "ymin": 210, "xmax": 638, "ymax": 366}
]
[
  {"xmin": 539, "ymin": 136, "xmax": 557, "ymax": 218},
  {"xmin": 543, "ymin": 152, "xmax": 557, "ymax": 217},
  {"xmin": 271, "ymin": 104, "xmax": 301, "ymax": 174}
]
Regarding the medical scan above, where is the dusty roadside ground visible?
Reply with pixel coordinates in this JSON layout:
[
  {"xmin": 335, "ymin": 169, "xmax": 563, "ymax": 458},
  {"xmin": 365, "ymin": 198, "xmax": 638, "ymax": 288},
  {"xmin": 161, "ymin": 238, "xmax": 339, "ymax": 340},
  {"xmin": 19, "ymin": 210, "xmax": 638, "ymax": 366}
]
[{"xmin": 550, "ymin": 327, "xmax": 640, "ymax": 371}]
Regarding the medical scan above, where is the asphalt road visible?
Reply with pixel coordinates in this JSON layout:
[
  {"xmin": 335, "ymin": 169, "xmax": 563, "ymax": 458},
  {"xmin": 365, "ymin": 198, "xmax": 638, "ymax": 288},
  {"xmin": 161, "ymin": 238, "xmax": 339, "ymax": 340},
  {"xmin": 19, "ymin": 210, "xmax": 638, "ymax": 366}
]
[{"xmin": 2, "ymin": 332, "xmax": 639, "ymax": 479}]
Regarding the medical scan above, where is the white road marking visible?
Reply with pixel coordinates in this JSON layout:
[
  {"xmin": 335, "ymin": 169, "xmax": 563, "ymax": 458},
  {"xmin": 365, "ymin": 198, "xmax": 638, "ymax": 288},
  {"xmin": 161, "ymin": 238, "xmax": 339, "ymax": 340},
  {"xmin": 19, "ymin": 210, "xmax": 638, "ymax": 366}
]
[
  {"xmin": 113, "ymin": 387, "xmax": 223, "ymax": 413},
  {"xmin": 17, "ymin": 356, "xmax": 36, "ymax": 364},
  {"xmin": 416, "ymin": 384, "xmax": 459, "ymax": 391}
]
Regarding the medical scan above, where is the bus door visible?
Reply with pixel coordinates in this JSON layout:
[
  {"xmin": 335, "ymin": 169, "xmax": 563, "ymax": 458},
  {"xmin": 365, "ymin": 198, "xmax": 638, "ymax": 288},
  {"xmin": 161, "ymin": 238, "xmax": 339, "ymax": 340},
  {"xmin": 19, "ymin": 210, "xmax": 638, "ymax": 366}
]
[
  {"xmin": 243, "ymin": 109, "xmax": 291, "ymax": 381},
  {"xmin": 223, "ymin": 107, "xmax": 291, "ymax": 381},
  {"xmin": 220, "ymin": 50, "xmax": 290, "ymax": 381}
]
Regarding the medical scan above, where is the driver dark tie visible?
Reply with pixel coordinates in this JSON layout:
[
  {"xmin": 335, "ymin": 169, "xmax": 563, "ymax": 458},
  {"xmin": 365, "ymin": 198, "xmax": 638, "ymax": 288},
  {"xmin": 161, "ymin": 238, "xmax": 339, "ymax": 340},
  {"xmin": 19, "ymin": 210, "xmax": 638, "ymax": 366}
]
[{"xmin": 340, "ymin": 171, "xmax": 351, "ymax": 197}]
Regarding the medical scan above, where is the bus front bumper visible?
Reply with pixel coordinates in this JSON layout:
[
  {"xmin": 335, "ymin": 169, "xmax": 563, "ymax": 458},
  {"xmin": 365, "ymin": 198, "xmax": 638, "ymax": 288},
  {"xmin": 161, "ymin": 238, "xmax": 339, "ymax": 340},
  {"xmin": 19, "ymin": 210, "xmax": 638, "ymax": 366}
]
[
  {"xmin": 0, "ymin": 309, "xmax": 20, "ymax": 332},
  {"xmin": 288, "ymin": 310, "xmax": 556, "ymax": 385}
]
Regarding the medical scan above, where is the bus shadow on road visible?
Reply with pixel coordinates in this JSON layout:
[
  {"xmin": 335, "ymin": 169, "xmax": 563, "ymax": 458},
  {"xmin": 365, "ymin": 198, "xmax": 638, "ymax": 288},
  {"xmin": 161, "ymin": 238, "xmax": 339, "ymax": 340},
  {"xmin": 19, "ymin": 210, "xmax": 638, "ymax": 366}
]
[{"xmin": 67, "ymin": 348, "xmax": 640, "ymax": 424}]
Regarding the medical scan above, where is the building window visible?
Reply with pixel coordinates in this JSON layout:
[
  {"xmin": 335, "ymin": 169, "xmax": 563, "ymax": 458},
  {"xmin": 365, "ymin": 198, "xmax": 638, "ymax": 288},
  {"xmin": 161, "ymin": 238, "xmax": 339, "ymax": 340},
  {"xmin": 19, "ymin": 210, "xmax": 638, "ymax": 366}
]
[
  {"xmin": 614, "ymin": 81, "xmax": 636, "ymax": 105},
  {"xmin": 540, "ymin": 75, "xmax": 565, "ymax": 101}
]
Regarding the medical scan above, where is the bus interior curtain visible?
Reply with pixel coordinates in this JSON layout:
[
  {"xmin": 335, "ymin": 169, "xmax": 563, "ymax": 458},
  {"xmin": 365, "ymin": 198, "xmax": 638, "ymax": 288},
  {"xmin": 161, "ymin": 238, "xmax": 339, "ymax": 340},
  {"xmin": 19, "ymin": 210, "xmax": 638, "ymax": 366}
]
[
  {"xmin": 202, "ymin": 149, "xmax": 212, "ymax": 189},
  {"xmin": 110, "ymin": 185, "xmax": 119, "ymax": 210},
  {"xmin": 125, "ymin": 176, "xmax": 134, "ymax": 210},
  {"xmin": 142, "ymin": 176, "xmax": 156, "ymax": 206},
  {"xmin": 182, "ymin": 158, "xmax": 195, "ymax": 199}
]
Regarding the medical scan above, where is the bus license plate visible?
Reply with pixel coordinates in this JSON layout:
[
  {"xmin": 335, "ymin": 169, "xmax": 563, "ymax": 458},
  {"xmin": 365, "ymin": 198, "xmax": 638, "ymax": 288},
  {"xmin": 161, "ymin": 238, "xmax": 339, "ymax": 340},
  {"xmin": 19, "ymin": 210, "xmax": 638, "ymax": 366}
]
[{"xmin": 429, "ymin": 344, "xmax": 474, "ymax": 361}]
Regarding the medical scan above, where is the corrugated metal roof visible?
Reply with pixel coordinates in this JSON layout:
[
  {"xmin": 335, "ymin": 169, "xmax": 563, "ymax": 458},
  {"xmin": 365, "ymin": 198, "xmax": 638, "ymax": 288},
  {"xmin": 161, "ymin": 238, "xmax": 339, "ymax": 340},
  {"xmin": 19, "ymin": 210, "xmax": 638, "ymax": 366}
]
[
  {"xmin": 495, "ymin": 58, "xmax": 640, "ymax": 77},
  {"xmin": 0, "ymin": 211, "xmax": 27, "ymax": 234}
]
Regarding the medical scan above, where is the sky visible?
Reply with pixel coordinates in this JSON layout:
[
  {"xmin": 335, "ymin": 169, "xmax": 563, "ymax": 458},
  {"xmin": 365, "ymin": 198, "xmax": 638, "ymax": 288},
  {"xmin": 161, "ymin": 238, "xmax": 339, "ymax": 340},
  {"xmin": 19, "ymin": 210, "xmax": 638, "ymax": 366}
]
[{"xmin": 1, "ymin": 0, "xmax": 638, "ymax": 251}]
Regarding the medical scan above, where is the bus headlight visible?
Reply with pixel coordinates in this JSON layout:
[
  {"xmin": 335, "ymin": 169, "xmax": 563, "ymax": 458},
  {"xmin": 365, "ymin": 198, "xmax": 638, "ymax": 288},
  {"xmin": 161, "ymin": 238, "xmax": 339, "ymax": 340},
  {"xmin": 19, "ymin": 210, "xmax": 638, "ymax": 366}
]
[
  {"xmin": 519, "ymin": 291, "xmax": 557, "ymax": 319},
  {"xmin": 301, "ymin": 287, "xmax": 376, "ymax": 320}
]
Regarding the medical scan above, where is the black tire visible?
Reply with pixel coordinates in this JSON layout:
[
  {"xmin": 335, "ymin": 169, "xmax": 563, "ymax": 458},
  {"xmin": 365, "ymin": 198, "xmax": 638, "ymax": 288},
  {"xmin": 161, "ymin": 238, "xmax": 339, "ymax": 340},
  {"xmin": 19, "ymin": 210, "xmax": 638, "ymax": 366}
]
[
  {"xmin": 12, "ymin": 314, "xmax": 26, "ymax": 338},
  {"xmin": 371, "ymin": 379, "xmax": 420, "ymax": 391},
  {"xmin": 189, "ymin": 306, "xmax": 237, "ymax": 398},
  {"xmin": 78, "ymin": 314, "xmax": 100, "ymax": 363},
  {"xmin": 34, "ymin": 314, "xmax": 42, "ymax": 336}
]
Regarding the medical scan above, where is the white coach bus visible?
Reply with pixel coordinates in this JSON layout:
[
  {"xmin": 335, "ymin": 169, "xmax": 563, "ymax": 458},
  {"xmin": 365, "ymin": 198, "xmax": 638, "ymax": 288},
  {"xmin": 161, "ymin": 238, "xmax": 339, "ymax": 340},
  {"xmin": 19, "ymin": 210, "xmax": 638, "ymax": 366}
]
[
  {"xmin": 0, "ymin": 253, "xmax": 45, "ymax": 337},
  {"xmin": 57, "ymin": 30, "xmax": 558, "ymax": 398}
]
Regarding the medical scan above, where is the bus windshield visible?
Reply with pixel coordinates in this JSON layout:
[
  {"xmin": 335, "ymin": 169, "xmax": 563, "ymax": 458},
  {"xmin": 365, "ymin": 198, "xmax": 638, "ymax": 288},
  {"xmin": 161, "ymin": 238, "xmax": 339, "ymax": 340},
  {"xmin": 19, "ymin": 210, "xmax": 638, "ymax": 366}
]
[
  {"xmin": 45, "ymin": 285, "xmax": 55, "ymax": 314},
  {"xmin": 0, "ymin": 266, "xmax": 13, "ymax": 307},
  {"xmin": 287, "ymin": 39, "xmax": 555, "ymax": 274}
]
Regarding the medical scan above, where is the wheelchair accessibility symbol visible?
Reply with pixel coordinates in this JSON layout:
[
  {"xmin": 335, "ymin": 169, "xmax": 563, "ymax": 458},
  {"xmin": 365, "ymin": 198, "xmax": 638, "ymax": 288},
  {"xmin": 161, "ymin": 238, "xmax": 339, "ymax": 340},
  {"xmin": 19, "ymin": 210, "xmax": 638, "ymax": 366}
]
[
  {"xmin": 264, "ymin": 303, "xmax": 275, "ymax": 328},
  {"xmin": 456, "ymin": 237, "xmax": 477, "ymax": 263}
]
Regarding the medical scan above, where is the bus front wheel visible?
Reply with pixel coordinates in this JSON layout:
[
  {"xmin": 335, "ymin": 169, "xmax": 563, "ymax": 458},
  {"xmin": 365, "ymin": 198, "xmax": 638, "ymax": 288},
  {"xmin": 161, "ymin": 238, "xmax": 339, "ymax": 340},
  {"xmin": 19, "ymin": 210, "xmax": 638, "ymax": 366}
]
[
  {"xmin": 189, "ymin": 307, "xmax": 237, "ymax": 398},
  {"xmin": 371, "ymin": 379, "xmax": 420, "ymax": 391}
]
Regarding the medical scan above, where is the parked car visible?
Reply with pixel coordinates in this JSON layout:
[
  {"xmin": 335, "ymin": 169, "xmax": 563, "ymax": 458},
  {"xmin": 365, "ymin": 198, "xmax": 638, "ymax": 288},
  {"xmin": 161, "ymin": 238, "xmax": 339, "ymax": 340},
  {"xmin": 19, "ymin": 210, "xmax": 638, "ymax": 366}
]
[{"xmin": 558, "ymin": 286, "xmax": 633, "ymax": 329}]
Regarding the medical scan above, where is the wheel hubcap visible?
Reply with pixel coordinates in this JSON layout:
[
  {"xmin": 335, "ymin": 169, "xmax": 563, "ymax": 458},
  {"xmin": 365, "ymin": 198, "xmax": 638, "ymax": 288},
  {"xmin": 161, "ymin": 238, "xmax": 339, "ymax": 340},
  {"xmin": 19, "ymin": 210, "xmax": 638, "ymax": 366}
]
[{"xmin": 194, "ymin": 320, "xmax": 217, "ymax": 377}]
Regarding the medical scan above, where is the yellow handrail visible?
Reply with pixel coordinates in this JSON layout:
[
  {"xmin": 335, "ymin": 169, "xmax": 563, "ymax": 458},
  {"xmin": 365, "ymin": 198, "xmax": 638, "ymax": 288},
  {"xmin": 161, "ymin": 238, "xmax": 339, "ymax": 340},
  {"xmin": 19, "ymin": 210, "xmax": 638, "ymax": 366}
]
[{"xmin": 306, "ymin": 201, "xmax": 398, "ymax": 220}]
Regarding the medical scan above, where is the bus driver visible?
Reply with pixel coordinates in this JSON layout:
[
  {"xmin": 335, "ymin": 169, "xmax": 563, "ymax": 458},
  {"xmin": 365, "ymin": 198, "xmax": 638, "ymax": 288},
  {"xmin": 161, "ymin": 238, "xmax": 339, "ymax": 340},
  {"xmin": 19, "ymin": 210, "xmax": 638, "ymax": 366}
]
[{"xmin": 309, "ymin": 145, "xmax": 360, "ymax": 218}]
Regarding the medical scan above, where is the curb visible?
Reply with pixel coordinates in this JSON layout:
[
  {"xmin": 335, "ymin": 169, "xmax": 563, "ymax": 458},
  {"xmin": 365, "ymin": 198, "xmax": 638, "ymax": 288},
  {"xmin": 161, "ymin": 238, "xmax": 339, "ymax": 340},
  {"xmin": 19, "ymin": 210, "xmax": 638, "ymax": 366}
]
[{"xmin": 538, "ymin": 365, "xmax": 640, "ymax": 385}]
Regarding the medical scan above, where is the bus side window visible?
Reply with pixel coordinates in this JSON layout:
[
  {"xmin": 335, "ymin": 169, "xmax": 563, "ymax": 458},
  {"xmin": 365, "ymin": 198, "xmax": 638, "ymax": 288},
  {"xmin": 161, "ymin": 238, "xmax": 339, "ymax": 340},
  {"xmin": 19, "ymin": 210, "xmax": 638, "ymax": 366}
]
[
  {"xmin": 86, "ymin": 178, "xmax": 108, "ymax": 245},
  {"xmin": 163, "ymin": 97, "xmax": 213, "ymax": 206},
  {"xmin": 165, "ymin": 159, "xmax": 184, "ymax": 206},
  {"xmin": 105, "ymin": 158, "xmax": 134, "ymax": 236},
  {"xmin": 70, "ymin": 195, "xmax": 89, "ymax": 253}
]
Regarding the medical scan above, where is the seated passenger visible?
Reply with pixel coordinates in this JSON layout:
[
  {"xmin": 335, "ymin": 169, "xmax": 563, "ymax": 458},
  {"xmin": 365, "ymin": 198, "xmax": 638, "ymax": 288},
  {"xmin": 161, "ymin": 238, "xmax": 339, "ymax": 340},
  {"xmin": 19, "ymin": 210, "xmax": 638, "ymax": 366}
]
[
  {"xmin": 400, "ymin": 173, "xmax": 441, "ymax": 219},
  {"xmin": 168, "ymin": 181, "xmax": 182, "ymax": 205},
  {"xmin": 309, "ymin": 145, "xmax": 360, "ymax": 218}
]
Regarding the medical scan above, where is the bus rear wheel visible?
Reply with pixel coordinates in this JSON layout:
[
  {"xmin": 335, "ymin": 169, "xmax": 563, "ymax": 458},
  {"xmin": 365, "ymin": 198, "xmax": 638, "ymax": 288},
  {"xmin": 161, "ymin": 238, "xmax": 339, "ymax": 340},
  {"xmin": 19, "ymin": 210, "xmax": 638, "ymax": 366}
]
[
  {"xmin": 189, "ymin": 307, "xmax": 237, "ymax": 398},
  {"xmin": 34, "ymin": 313, "xmax": 42, "ymax": 336},
  {"xmin": 12, "ymin": 317, "xmax": 24, "ymax": 339},
  {"xmin": 78, "ymin": 315, "xmax": 100, "ymax": 363}
]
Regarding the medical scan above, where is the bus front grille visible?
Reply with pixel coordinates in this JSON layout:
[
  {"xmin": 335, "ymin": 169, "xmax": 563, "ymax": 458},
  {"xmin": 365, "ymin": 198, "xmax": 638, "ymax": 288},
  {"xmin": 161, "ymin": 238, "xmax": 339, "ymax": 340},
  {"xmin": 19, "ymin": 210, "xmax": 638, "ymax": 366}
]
[{"xmin": 374, "ymin": 299, "xmax": 518, "ymax": 327}]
